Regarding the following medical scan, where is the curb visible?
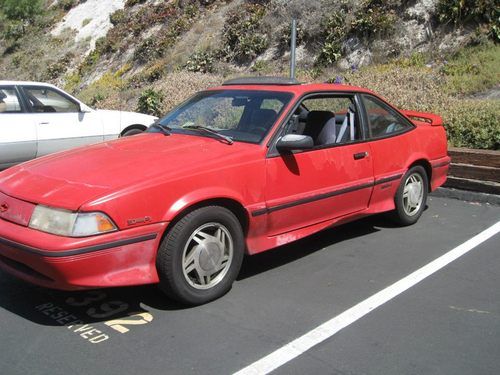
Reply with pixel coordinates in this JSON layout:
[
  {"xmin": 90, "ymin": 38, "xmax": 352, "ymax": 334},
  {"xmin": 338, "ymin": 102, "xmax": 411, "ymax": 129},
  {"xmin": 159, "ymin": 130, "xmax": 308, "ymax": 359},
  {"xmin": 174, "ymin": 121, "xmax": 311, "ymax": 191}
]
[{"xmin": 430, "ymin": 187, "xmax": 500, "ymax": 206}]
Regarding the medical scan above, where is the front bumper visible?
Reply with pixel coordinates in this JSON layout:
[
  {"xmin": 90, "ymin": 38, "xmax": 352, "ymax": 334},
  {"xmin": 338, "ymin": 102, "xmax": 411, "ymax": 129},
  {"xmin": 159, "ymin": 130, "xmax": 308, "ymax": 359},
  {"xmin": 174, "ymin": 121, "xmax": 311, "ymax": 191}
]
[{"xmin": 0, "ymin": 218, "xmax": 168, "ymax": 290}]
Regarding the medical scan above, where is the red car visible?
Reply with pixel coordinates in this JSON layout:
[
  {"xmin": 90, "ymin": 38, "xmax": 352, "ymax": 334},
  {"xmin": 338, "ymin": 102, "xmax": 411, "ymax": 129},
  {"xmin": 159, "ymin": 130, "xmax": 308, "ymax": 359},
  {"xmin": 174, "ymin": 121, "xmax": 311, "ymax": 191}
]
[{"xmin": 0, "ymin": 77, "xmax": 450, "ymax": 305}]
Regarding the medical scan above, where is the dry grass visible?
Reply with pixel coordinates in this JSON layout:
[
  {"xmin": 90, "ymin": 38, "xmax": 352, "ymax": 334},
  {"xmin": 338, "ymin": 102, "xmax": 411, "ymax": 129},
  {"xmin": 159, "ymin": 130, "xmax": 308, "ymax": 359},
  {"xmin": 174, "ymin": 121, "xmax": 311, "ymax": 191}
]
[
  {"xmin": 91, "ymin": 71, "xmax": 224, "ymax": 115},
  {"xmin": 345, "ymin": 65, "xmax": 450, "ymax": 112}
]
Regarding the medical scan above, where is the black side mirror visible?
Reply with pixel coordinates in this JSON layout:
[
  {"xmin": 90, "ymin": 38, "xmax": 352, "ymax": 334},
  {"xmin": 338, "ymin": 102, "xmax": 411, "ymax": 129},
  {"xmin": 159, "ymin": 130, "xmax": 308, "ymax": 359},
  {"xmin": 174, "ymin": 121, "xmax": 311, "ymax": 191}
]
[{"xmin": 276, "ymin": 134, "xmax": 314, "ymax": 151}]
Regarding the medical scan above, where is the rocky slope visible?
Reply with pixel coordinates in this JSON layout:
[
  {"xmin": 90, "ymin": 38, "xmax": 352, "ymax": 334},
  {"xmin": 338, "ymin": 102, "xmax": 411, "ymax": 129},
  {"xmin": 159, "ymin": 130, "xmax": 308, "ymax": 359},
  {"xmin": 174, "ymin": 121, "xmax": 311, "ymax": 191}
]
[{"xmin": 0, "ymin": 0, "xmax": 498, "ymax": 149}]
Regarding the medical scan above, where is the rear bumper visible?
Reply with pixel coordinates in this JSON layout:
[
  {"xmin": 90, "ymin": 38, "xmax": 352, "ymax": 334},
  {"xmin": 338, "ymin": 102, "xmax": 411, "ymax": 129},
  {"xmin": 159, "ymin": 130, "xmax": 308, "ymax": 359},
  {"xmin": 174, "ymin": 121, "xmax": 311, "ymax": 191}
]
[
  {"xmin": 430, "ymin": 156, "xmax": 451, "ymax": 191},
  {"xmin": 0, "ymin": 219, "xmax": 168, "ymax": 290}
]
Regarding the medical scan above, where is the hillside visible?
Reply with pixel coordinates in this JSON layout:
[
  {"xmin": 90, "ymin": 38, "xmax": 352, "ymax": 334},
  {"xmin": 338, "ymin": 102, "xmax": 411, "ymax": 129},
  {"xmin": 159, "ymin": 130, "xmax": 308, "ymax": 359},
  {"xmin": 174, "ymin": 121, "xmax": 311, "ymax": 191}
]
[{"xmin": 0, "ymin": 0, "xmax": 498, "ymax": 149}]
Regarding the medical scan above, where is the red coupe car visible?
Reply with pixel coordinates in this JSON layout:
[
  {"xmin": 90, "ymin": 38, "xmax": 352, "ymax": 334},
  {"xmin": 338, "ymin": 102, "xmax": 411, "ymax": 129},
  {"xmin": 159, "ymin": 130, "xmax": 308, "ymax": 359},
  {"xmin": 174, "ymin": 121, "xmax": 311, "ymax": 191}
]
[{"xmin": 0, "ymin": 77, "xmax": 450, "ymax": 305}]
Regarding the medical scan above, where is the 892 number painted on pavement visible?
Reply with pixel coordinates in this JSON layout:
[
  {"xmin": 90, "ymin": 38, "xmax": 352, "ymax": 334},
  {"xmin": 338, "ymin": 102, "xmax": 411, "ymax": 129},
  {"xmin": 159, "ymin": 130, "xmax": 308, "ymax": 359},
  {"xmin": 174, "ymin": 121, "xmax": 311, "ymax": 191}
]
[{"xmin": 35, "ymin": 291, "xmax": 154, "ymax": 343}]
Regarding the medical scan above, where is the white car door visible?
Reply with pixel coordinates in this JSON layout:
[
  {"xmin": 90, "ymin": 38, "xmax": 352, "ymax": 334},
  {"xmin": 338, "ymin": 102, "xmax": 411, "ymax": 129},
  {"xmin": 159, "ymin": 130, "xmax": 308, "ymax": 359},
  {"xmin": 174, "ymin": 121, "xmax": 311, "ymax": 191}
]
[
  {"xmin": 20, "ymin": 86, "xmax": 104, "ymax": 158},
  {"xmin": 0, "ymin": 86, "xmax": 37, "ymax": 169}
]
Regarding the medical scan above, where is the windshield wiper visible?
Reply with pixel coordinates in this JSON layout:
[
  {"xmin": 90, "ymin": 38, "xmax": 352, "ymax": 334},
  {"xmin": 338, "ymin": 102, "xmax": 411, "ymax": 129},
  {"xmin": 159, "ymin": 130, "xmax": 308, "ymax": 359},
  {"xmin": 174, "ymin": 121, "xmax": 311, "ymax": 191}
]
[
  {"xmin": 150, "ymin": 122, "xmax": 172, "ymax": 136},
  {"xmin": 182, "ymin": 125, "xmax": 233, "ymax": 145}
]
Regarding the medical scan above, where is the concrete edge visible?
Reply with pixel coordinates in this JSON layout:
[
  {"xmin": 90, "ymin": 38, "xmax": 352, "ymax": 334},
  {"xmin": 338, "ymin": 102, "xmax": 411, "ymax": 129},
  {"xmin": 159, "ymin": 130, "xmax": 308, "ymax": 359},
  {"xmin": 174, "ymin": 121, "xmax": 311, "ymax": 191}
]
[{"xmin": 430, "ymin": 187, "xmax": 500, "ymax": 206}]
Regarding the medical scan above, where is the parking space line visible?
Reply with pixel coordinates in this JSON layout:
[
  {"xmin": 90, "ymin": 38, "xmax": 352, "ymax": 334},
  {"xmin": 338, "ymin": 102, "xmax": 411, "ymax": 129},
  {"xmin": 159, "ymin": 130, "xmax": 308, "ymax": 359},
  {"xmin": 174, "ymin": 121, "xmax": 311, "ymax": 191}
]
[{"xmin": 234, "ymin": 221, "xmax": 500, "ymax": 375}]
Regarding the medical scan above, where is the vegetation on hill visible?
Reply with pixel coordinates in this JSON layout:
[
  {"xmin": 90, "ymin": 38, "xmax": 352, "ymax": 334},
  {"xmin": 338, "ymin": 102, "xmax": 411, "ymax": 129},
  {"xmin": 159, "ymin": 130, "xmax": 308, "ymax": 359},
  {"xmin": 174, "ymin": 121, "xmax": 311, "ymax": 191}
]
[{"xmin": 0, "ymin": 0, "xmax": 498, "ymax": 149}]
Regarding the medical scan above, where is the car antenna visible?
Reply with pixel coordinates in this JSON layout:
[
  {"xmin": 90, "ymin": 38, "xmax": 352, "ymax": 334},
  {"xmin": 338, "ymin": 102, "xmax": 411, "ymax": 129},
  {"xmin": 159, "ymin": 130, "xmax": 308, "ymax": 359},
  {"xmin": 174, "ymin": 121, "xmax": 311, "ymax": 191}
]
[{"xmin": 289, "ymin": 19, "xmax": 297, "ymax": 80}]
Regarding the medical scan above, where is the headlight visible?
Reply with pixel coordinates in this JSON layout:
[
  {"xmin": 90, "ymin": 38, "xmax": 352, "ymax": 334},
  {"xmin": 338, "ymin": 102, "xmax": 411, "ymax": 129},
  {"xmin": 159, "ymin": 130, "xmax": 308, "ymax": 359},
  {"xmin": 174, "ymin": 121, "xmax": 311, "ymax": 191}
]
[{"xmin": 29, "ymin": 205, "xmax": 117, "ymax": 237}]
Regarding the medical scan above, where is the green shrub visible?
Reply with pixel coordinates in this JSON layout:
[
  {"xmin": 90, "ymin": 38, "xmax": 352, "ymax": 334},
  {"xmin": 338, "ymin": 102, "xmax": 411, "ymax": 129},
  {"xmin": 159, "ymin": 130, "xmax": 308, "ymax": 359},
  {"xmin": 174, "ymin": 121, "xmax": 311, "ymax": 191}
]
[
  {"xmin": 95, "ymin": 36, "xmax": 118, "ymax": 55},
  {"xmin": 45, "ymin": 53, "xmax": 73, "ymax": 80},
  {"xmin": 57, "ymin": 0, "xmax": 77, "ymax": 11},
  {"xmin": 436, "ymin": 0, "xmax": 500, "ymax": 41},
  {"xmin": 109, "ymin": 9, "xmax": 126, "ymax": 26},
  {"xmin": 137, "ymin": 88, "xmax": 164, "ymax": 117},
  {"xmin": 442, "ymin": 43, "xmax": 500, "ymax": 95},
  {"xmin": 277, "ymin": 22, "xmax": 306, "ymax": 53},
  {"xmin": 144, "ymin": 67, "xmax": 164, "ymax": 82},
  {"xmin": 436, "ymin": 0, "xmax": 498, "ymax": 25},
  {"xmin": 78, "ymin": 48, "xmax": 101, "ymax": 76},
  {"xmin": 134, "ymin": 37, "xmax": 159, "ymax": 63},
  {"xmin": 393, "ymin": 52, "xmax": 426, "ymax": 68},
  {"xmin": 221, "ymin": 3, "xmax": 268, "ymax": 62},
  {"xmin": 0, "ymin": 0, "xmax": 43, "ymax": 39},
  {"xmin": 132, "ymin": 5, "xmax": 198, "ymax": 64},
  {"xmin": 443, "ymin": 100, "xmax": 500, "ymax": 150},
  {"xmin": 2, "ymin": 20, "xmax": 24, "ymax": 40},
  {"xmin": 351, "ymin": 7, "xmax": 396, "ymax": 37},
  {"xmin": 316, "ymin": 12, "xmax": 346, "ymax": 66},
  {"xmin": 184, "ymin": 51, "xmax": 215, "ymax": 73},
  {"xmin": 198, "ymin": 0, "xmax": 218, "ymax": 5},
  {"xmin": 125, "ymin": 0, "xmax": 147, "ymax": 7},
  {"xmin": 251, "ymin": 60, "xmax": 272, "ymax": 74},
  {"xmin": 1, "ymin": 0, "xmax": 42, "ymax": 22},
  {"xmin": 64, "ymin": 72, "xmax": 82, "ymax": 94},
  {"xmin": 78, "ymin": 70, "xmax": 126, "ymax": 106}
]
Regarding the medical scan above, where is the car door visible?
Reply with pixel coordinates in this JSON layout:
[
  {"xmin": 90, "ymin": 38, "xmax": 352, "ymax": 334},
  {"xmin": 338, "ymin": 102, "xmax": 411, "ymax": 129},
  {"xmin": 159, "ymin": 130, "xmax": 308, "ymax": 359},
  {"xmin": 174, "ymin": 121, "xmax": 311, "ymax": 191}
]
[
  {"xmin": 359, "ymin": 94, "xmax": 416, "ymax": 208},
  {"xmin": 20, "ymin": 85, "xmax": 104, "ymax": 158},
  {"xmin": 0, "ymin": 85, "xmax": 37, "ymax": 169},
  {"xmin": 263, "ymin": 94, "xmax": 374, "ymax": 236}
]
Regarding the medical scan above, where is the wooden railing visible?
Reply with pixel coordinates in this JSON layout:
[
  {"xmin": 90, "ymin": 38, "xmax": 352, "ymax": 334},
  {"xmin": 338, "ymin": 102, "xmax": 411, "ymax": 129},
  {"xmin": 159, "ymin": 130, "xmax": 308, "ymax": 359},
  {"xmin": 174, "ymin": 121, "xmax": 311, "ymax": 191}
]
[{"xmin": 444, "ymin": 147, "xmax": 500, "ymax": 195}]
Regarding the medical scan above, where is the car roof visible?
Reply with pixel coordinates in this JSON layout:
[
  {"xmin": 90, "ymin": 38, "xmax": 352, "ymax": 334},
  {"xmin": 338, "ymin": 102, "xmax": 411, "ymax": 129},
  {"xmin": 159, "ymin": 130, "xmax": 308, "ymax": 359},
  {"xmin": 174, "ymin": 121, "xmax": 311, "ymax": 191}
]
[
  {"xmin": 209, "ymin": 77, "xmax": 376, "ymax": 96},
  {"xmin": 0, "ymin": 80, "xmax": 57, "ymax": 88}
]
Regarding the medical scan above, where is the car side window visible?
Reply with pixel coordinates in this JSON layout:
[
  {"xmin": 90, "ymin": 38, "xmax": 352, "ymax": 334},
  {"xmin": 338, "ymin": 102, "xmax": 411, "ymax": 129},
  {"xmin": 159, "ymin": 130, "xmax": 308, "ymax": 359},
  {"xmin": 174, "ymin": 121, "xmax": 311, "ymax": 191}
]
[
  {"xmin": 362, "ymin": 95, "xmax": 412, "ymax": 138},
  {"xmin": 22, "ymin": 87, "xmax": 80, "ymax": 113},
  {"xmin": 0, "ymin": 87, "xmax": 22, "ymax": 113},
  {"xmin": 290, "ymin": 95, "xmax": 359, "ymax": 147}
]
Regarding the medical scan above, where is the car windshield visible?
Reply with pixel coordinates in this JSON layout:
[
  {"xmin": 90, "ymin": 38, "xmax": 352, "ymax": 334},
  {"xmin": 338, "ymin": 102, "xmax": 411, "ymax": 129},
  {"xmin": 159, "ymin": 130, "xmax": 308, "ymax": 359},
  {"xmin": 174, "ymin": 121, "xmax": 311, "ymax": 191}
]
[{"xmin": 152, "ymin": 90, "xmax": 293, "ymax": 143}]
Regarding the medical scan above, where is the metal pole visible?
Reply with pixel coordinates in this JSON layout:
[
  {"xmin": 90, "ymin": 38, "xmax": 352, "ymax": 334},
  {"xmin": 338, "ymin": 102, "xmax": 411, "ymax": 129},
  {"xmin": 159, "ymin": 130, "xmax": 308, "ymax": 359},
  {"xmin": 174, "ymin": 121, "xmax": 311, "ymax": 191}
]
[{"xmin": 290, "ymin": 19, "xmax": 297, "ymax": 80}]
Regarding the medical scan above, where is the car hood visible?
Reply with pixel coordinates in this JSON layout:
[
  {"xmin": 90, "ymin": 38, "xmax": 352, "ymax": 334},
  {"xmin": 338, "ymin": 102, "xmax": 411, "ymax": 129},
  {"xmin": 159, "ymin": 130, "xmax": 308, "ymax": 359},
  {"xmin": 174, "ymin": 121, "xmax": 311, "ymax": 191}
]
[{"xmin": 0, "ymin": 133, "xmax": 260, "ymax": 210}]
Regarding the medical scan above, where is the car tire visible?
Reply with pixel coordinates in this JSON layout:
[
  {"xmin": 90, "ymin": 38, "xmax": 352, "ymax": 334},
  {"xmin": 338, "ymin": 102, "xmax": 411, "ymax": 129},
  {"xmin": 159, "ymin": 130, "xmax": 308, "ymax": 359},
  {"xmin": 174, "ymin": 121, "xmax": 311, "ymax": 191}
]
[
  {"xmin": 122, "ymin": 127, "xmax": 144, "ymax": 136},
  {"xmin": 156, "ymin": 206, "xmax": 244, "ymax": 305},
  {"xmin": 391, "ymin": 165, "xmax": 428, "ymax": 226}
]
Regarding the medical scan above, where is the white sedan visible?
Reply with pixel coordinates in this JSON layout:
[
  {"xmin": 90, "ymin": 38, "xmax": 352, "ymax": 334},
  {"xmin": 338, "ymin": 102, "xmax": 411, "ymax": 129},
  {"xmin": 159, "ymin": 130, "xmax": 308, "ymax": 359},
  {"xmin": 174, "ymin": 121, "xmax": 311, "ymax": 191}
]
[{"xmin": 0, "ymin": 81, "xmax": 157, "ymax": 169}]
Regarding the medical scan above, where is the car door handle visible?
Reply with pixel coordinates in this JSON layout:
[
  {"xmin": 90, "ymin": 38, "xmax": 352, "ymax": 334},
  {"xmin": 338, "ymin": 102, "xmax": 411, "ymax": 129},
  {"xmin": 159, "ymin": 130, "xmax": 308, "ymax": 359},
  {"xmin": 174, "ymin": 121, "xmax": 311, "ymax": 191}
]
[
  {"xmin": 39, "ymin": 122, "xmax": 50, "ymax": 125},
  {"xmin": 353, "ymin": 151, "xmax": 369, "ymax": 160}
]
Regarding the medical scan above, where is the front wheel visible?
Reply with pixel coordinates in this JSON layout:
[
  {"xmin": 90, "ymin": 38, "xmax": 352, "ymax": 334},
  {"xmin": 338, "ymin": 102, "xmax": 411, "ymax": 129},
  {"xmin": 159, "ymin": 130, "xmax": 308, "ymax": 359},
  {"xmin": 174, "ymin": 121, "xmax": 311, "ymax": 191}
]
[
  {"xmin": 156, "ymin": 206, "xmax": 244, "ymax": 305},
  {"xmin": 391, "ymin": 165, "xmax": 428, "ymax": 226}
]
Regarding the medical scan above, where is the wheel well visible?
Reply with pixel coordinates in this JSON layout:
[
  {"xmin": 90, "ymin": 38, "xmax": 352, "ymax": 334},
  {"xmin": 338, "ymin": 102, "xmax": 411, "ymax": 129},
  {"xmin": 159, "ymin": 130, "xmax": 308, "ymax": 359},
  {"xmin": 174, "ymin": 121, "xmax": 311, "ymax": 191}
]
[
  {"xmin": 120, "ymin": 124, "xmax": 147, "ymax": 136},
  {"xmin": 409, "ymin": 159, "xmax": 432, "ymax": 190},
  {"xmin": 165, "ymin": 198, "xmax": 250, "ymax": 236}
]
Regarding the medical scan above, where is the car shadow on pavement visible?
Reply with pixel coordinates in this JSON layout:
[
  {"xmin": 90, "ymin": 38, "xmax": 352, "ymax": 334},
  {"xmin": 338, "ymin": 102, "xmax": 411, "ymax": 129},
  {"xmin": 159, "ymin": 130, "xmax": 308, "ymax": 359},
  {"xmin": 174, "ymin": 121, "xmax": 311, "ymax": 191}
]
[
  {"xmin": 0, "ymin": 275, "xmax": 187, "ymax": 328},
  {"xmin": 0, "ymin": 214, "xmax": 401, "ymax": 327},
  {"xmin": 237, "ymin": 214, "xmax": 388, "ymax": 280}
]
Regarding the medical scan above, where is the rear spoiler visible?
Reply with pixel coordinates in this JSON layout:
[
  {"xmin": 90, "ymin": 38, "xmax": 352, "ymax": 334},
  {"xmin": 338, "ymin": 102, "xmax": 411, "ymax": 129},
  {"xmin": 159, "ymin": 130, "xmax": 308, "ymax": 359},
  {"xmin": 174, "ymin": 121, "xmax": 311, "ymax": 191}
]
[{"xmin": 401, "ymin": 110, "xmax": 443, "ymax": 126}]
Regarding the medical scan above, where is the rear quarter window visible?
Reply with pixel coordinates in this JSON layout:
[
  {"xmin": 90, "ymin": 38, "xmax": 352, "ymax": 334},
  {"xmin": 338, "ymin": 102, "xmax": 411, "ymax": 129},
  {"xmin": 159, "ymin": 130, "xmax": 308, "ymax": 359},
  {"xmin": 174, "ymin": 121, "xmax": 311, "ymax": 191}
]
[{"xmin": 362, "ymin": 95, "xmax": 413, "ymax": 138}]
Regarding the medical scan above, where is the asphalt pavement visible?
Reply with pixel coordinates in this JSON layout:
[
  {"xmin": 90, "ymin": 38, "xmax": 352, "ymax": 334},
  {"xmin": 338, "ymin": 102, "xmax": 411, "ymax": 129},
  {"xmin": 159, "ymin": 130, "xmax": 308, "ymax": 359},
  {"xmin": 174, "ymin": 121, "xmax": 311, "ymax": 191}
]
[{"xmin": 0, "ymin": 196, "xmax": 499, "ymax": 375}]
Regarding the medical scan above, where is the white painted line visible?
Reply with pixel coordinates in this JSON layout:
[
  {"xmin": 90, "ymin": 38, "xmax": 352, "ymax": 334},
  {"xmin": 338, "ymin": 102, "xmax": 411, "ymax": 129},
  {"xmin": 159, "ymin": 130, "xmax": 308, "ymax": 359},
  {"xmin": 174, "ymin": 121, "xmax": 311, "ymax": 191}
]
[{"xmin": 234, "ymin": 221, "xmax": 500, "ymax": 375}]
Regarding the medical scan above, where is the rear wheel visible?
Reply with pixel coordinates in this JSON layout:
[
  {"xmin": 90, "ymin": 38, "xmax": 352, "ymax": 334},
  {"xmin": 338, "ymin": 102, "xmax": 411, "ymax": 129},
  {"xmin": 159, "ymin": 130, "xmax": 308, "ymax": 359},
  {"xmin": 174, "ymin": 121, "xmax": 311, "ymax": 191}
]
[
  {"xmin": 156, "ymin": 206, "xmax": 244, "ymax": 305},
  {"xmin": 391, "ymin": 165, "xmax": 428, "ymax": 226}
]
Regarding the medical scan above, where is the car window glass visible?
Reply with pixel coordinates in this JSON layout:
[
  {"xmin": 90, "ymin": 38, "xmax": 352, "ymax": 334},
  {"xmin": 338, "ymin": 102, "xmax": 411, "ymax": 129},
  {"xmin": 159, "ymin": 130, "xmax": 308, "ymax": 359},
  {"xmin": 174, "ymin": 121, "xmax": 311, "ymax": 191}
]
[
  {"xmin": 0, "ymin": 87, "xmax": 22, "ymax": 113},
  {"xmin": 292, "ymin": 96, "xmax": 358, "ymax": 147},
  {"xmin": 157, "ymin": 90, "xmax": 293, "ymax": 144},
  {"xmin": 362, "ymin": 95, "xmax": 411, "ymax": 137},
  {"xmin": 169, "ymin": 96, "xmax": 244, "ymax": 130},
  {"xmin": 23, "ymin": 87, "xmax": 79, "ymax": 113},
  {"xmin": 261, "ymin": 98, "xmax": 284, "ymax": 112}
]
